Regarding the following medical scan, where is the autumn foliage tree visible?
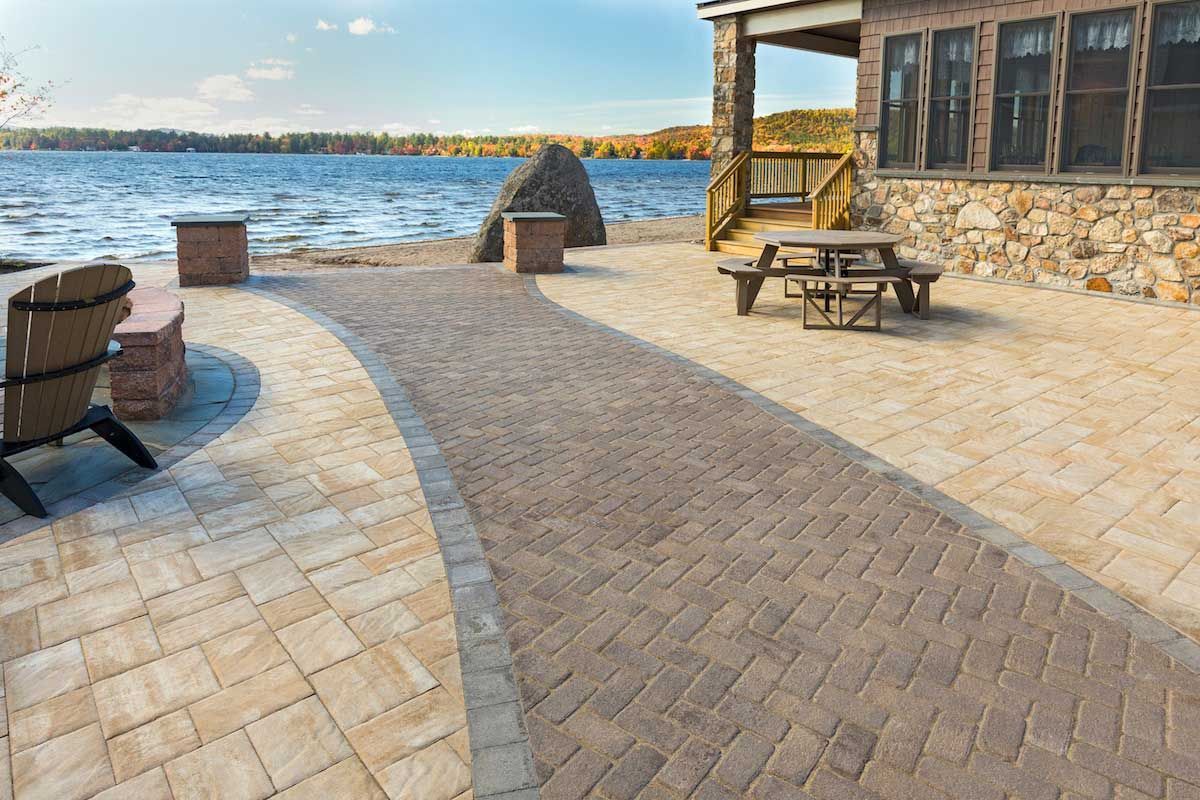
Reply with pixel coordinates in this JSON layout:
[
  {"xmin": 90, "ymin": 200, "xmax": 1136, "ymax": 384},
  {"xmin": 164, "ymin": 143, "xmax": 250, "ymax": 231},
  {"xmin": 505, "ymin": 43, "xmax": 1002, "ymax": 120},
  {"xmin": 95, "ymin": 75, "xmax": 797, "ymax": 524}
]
[
  {"xmin": 0, "ymin": 36, "xmax": 54, "ymax": 130},
  {"xmin": 0, "ymin": 108, "xmax": 854, "ymax": 158}
]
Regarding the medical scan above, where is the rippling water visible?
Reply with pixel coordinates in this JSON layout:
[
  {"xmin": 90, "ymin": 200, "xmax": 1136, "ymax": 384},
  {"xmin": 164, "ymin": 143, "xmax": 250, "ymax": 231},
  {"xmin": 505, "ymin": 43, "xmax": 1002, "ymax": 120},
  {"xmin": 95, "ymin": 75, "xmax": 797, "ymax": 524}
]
[{"xmin": 0, "ymin": 151, "xmax": 710, "ymax": 261}]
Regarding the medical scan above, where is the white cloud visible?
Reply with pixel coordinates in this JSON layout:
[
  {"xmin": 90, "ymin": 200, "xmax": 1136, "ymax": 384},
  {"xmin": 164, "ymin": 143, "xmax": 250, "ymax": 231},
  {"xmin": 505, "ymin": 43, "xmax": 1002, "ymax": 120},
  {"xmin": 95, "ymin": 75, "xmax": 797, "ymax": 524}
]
[
  {"xmin": 427, "ymin": 119, "xmax": 442, "ymax": 125},
  {"xmin": 209, "ymin": 116, "xmax": 304, "ymax": 135},
  {"xmin": 294, "ymin": 103, "xmax": 325, "ymax": 116},
  {"xmin": 315, "ymin": 19, "xmax": 337, "ymax": 31},
  {"xmin": 91, "ymin": 94, "xmax": 219, "ymax": 129},
  {"xmin": 348, "ymin": 17, "xmax": 395, "ymax": 35},
  {"xmin": 285, "ymin": 33, "xmax": 297, "ymax": 44},
  {"xmin": 246, "ymin": 59, "xmax": 295, "ymax": 81},
  {"xmin": 380, "ymin": 121, "xmax": 420, "ymax": 135},
  {"xmin": 508, "ymin": 124, "xmax": 540, "ymax": 134},
  {"xmin": 196, "ymin": 74, "xmax": 254, "ymax": 102}
]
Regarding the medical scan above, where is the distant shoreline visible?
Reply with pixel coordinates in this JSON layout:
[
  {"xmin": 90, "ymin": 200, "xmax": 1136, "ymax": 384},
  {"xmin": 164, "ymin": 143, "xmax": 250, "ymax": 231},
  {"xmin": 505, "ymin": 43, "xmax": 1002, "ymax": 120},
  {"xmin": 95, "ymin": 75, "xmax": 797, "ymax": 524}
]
[
  {"xmin": 0, "ymin": 150, "xmax": 707, "ymax": 162},
  {"xmin": 251, "ymin": 214, "xmax": 706, "ymax": 270}
]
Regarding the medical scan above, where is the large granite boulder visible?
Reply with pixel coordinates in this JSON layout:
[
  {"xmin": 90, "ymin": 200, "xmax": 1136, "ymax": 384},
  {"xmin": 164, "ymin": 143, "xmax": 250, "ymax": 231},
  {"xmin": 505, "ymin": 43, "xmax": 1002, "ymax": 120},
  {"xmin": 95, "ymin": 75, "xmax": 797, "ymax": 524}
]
[{"xmin": 469, "ymin": 144, "xmax": 606, "ymax": 262}]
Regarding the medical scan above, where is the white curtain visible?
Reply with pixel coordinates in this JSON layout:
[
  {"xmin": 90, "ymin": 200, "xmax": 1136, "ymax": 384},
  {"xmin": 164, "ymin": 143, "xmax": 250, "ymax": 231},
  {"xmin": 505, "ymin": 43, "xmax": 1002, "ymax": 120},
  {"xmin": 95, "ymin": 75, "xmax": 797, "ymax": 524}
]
[
  {"xmin": 892, "ymin": 37, "xmax": 920, "ymax": 67},
  {"xmin": 939, "ymin": 31, "xmax": 973, "ymax": 64},
  {"xmin": 1156, "ymin": 2, "xmax": 1200, "ymax": 46},
  {"xmin": 1002, "ymin": 21, "xmax": 1055, "ymax": 59},
  {"xmin": 1074, "ymin": 11, "xmax": 1132, "ymax": 52}
]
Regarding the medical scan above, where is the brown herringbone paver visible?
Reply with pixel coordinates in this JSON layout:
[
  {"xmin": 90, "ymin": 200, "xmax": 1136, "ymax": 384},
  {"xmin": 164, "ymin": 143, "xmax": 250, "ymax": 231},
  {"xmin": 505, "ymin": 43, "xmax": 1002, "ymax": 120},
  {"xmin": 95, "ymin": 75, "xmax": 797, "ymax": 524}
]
[{"xmin": 262, "ymin": 264, "xmax": 1200, "ymax": 800}]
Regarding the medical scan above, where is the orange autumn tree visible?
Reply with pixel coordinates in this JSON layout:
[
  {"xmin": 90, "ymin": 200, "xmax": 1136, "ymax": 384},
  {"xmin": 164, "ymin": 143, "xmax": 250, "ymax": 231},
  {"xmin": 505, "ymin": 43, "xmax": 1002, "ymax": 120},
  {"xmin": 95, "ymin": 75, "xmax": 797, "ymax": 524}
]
[{"xmin": 0, "ymin": 36, "xmax": 54, "ymax": 130}]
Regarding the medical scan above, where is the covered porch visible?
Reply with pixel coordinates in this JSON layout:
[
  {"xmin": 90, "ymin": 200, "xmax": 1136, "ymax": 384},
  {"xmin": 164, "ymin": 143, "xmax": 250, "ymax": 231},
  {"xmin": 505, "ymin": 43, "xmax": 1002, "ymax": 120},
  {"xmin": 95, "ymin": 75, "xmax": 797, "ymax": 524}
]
[{"xmin": 699, "ymin": 0, "xmax": 864, "ymax": 254}]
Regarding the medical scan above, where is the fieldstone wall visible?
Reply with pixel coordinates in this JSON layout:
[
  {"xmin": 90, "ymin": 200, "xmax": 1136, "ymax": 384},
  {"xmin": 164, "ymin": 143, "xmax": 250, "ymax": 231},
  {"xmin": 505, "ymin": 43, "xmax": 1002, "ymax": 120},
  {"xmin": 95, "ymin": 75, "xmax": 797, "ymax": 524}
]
[
  {"xmin": 711, "ymin": 15, "xmax": 755, "ymax": 180},
  {"xmin": 852, "ymin": 131, "xmax": 1200, "ymax": 305}
]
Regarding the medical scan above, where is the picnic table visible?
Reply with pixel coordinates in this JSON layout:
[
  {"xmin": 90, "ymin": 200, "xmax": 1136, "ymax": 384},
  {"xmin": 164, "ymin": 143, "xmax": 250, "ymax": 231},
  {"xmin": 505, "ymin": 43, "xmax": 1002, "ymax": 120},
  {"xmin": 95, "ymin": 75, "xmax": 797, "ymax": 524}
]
[{"xmin": 753, "ymin": 229, "xmax": 906, "ymax": 275}]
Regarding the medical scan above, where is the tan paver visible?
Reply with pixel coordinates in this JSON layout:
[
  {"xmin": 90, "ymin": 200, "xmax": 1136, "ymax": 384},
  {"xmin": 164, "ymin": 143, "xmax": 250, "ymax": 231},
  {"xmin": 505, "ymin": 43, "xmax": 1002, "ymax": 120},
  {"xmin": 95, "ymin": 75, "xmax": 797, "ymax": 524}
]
[
  {"xmin": 106, "ymin": 709, "xmax": 199, "ymax": 783},
  {"xmin": 265, "ymin": 261, "xmax": 1200, "ymax": 798},
  {"xmin": 244, "ymin": 696, "xmax": 353, "ymax": 790},
  {"xmin": 10, "ymin": 723, "xmax": 114, "ymax": 800},
  {"xmin": 4, "ymin": 639, "xmax": 89, "ymax": 713},
  {"xmin": 538, "ymin": 242, "xmax": 1200, "ymax": 638},
  {"xmin": 0, "ymin": 267, "xmax": 466, "ymax": 798},
  {"xmin": 92, "ymin": 767, "xmax": 172, "ymax": 800},
  {"xmin": 272, "ymin": 756, "xmax": 386, "ymax": 800},
  {"xmin": 162, "ymin": 730, "xmax": 273, "ymax": 800}
]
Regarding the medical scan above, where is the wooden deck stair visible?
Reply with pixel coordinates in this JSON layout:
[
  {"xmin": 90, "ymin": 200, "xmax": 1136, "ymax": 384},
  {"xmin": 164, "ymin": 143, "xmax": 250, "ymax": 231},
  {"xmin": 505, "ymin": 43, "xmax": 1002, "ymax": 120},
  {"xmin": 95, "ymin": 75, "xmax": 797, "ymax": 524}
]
[
  {"xmin": 712, "ymin": 202, "xmax": 814, "ymax": 257},
  {"xmin": 705, "ymin": 151, "xmax": 854, "ymax": 255}
]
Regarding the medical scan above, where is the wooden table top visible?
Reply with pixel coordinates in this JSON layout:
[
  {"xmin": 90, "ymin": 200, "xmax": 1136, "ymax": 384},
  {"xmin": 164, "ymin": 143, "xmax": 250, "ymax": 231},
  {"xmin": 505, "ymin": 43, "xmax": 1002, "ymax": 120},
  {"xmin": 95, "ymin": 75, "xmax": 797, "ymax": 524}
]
[{"xmin": 753, "ymin": 230, "xmax": 903, "ymax": 249}]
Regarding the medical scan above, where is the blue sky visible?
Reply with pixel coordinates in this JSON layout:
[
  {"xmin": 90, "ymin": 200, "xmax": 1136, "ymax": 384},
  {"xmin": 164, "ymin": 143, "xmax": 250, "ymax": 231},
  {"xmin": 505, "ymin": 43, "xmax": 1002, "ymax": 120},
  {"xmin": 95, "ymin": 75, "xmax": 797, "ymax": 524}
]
[{"xmin": 3, "ymin": 0, "xmax": 856, "ymax": 136}]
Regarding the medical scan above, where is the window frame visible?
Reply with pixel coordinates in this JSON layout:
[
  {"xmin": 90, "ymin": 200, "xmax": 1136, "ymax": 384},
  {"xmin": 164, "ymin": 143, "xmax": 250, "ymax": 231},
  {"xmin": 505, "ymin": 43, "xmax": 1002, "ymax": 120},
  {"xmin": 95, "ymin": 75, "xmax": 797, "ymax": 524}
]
[
  {"xmin": 1056, "ymin": 5, "xmax": 1141, "ymax": 175},
  {"xmin": 877, "ymin": 29, "xmax": 927, "ymax": 171},
  {"xmin": 1137, "ymin": 0, "xmax": 1200, "ymax": 175},
  {"xmin": 987, "ymin": 13, "xmax": 1062, "ymax": 174},
  {"xmin": 923, "ymin": 23, "xmax": 981, "ymax": 171}
]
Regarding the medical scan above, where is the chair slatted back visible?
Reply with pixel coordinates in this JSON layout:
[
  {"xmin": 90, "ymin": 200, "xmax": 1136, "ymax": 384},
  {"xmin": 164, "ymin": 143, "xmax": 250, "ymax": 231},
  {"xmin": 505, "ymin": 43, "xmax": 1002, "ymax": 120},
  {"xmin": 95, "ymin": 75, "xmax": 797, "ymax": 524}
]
[{"xmin": 4, "ymin": 264, "xmax": 132, "ymax": 444}]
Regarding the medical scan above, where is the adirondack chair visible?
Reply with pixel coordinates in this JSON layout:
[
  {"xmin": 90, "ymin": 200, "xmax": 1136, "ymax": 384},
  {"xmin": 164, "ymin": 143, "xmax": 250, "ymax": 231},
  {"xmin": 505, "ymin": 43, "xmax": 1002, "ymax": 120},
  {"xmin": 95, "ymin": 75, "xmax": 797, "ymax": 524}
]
[{"xmin": 1, "ymin": 263, "xmax": 157, "ymax": 517}]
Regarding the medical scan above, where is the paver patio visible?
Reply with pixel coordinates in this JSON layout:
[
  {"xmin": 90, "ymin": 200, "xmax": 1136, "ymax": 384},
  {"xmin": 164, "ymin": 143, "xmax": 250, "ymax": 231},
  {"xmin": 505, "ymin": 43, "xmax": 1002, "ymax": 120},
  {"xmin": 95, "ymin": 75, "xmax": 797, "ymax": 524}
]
[
  {"xmin": 2, "ymin": 242, "xmax": 1200, "ymax": 799},
  {"xmin": 260, "ymin": 257, "xmax": 1200, "ymax": 800},
  {"xmin": 537, "ymin": 243, "xmax": 1200, "ymax": 642},
  {"xmin": 0, "ymin": 264, "xmax": 468, "ymax": 800}
]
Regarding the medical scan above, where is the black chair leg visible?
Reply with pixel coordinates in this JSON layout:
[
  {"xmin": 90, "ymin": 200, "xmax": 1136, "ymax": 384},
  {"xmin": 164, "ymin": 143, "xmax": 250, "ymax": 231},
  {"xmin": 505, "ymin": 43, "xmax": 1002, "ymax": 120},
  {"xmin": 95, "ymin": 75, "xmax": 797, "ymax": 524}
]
[
  {"xmin": 88, "ymin": 408, "xmax": 158, "ymax": 470},
  {"xmin": 0, "ymin": 458, "xmax": 47, "ymax": 518}
]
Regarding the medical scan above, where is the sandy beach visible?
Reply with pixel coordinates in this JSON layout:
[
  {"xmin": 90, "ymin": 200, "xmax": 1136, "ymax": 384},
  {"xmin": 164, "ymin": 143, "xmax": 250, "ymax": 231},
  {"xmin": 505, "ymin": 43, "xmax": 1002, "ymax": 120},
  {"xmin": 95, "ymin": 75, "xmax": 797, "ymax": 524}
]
[{"xmin": 251, "ymin": 213, "xmax": 704, "ymax": 269}]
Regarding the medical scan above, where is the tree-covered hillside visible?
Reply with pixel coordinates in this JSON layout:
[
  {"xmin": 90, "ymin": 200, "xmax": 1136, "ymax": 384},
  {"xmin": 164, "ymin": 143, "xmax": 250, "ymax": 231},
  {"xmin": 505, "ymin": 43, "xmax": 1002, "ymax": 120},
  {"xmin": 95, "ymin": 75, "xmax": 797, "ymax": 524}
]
[{"xmin": 0, "ymin": 108, "xmax": 854, "ymax": 159}]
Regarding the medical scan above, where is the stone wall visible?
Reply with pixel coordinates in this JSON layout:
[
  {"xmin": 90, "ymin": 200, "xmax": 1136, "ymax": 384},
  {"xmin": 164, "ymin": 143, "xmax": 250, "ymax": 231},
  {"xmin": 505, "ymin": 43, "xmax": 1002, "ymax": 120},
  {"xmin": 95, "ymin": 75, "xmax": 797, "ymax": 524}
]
[
  {"xmin": 711, "ymin": 15, "xmax": 755, "ymax": 180},
  {"xmin": 851, "ymin": 131, "xmax": 1200, "ymax": 305}
]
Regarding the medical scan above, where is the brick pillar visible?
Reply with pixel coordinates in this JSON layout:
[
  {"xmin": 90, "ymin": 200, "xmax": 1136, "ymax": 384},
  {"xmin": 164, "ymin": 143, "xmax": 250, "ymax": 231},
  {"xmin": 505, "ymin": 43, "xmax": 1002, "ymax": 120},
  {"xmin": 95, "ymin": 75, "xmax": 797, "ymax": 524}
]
[
  {"xmin": 171, "ymin": 214, "xmax": 250, "ymax": 287},
  {"xmin": 711, "ymin": 15, "xmax": 756, "ymax": 179},
  {"xmin": 502, "ymin": 212, "xmax": 566, "ymax": 273}
]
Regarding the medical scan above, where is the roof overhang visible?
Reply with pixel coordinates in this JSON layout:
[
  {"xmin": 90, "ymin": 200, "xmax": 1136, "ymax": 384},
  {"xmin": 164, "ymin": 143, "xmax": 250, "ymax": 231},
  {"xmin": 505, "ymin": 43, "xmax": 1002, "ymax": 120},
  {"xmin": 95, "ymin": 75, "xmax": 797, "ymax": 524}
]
[{"xmin": 697, "ymin": 0, "xmax": 862, "ymax": 58}]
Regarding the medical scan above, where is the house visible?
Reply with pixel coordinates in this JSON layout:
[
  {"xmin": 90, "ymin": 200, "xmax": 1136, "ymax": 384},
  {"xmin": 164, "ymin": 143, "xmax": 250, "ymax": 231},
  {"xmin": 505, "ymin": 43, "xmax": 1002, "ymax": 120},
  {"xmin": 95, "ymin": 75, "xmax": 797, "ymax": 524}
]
[{"xmin": 698, "ymin": 0, "xmax": 1200, "ymax": 304}]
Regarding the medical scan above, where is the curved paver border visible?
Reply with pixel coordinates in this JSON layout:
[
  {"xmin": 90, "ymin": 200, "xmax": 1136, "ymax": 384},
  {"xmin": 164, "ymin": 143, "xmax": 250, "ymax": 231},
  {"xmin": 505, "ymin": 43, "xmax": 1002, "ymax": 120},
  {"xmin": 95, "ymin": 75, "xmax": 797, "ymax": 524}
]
[
  {"xmin": 526, "ymin": 272, "xmax": 1200, "ymax": 674},
  {"xmin": 0, "ymin": 342, "xmax": 260, "ymax": 543},
  {"xmin": 243, "ymin": 278, "xmax": 540, "ymax": 800}
]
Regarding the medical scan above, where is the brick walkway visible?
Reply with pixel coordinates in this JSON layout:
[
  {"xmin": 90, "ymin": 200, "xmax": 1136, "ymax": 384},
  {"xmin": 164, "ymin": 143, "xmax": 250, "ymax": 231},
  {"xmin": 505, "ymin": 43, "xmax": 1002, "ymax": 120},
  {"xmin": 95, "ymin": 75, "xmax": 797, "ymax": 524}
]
[{"xmin": 263, "ymin": 265, "xmax": 1200, "ymax": 800}]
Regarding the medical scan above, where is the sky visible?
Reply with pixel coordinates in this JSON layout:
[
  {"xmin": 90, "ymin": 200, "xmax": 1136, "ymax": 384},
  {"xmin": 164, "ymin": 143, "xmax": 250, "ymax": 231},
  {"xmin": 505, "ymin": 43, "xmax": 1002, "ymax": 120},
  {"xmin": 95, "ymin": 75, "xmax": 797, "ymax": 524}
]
[{"xmin": 2, "ymin": 0, "xmax": 857, "ymax": 137}]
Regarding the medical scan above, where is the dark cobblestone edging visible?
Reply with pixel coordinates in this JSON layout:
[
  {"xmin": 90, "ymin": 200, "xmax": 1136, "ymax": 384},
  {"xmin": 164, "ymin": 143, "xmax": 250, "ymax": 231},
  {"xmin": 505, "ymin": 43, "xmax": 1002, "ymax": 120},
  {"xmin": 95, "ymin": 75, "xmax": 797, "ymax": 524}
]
[
  {"xmin": 524, "ymin": 272, "xmax": 1200, "ymax": 674},
  {"xmin": 0, "ymin": 343, "xmax": 260, "ymax": 543},
  {"xmin": 244, "ymin": 280, "xmax": 540, "ymax": 800}
]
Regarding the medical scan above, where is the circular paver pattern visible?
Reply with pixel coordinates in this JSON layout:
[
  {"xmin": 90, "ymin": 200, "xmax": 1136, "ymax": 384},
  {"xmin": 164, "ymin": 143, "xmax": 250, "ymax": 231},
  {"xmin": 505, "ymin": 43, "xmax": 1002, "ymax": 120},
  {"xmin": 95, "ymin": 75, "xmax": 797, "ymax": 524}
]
[
  {"xmin": 0, "ymin": 344, "xmax": 257, "ymax": 534},
  {"xmin": 260, "ymin": 264, "xmax": 1200, "ymax": 800}
]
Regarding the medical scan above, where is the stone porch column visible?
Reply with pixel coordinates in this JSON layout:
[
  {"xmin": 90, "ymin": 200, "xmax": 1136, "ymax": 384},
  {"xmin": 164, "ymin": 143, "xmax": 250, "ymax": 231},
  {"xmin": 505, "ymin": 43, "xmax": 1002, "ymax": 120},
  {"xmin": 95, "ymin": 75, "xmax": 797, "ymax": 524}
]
[{"xmin": 711, "ymin": 15, "xmax": 756, "ymax": 179}]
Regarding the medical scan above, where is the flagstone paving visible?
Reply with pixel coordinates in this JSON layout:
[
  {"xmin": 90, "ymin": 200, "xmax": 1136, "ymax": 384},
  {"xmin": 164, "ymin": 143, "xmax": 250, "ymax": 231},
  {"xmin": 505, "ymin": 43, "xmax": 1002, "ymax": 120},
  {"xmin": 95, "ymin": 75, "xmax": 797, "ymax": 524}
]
[
  {"xmin": 0, "ymin": 264, "xmax": 469, "ymax": 800},
  {"xmin": 261, "ymin": 260, "xmax": 1200, "ymax": 800},
  {"xmin": 537, "ymin": 243, "xmax": 1200, "ymax": 642}
]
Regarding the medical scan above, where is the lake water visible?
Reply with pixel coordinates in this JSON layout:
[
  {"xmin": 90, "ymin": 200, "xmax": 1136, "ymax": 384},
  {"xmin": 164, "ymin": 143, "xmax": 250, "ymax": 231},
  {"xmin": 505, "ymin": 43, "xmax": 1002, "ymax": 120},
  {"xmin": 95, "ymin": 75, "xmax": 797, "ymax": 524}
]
[{"xmin": 0, "ymin": 151, "xmax": 711, "ymax": 261}]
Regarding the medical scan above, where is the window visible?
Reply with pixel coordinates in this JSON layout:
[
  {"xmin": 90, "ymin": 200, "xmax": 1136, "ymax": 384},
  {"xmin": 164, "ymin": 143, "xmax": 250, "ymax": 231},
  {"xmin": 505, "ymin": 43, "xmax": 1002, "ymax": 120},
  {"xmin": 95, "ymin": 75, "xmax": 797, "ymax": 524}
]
[
  {"xmin": 992, "ymin": 18, "xmax": 1056, "ymax": 170},
  {"xmin": 880, "ymin": 33, "xmax": 923, "ymax": 168},
  {"xmin": 1061, "ymin": 10, "xmax": 1135, "ymax": 170},
  {"xmin": 926, "ymin": 27, "xmax": 975, "ymax": 168},
  {"xmin": 1143, "ymin": 1, "xmax": 1200, "ymax": 172}
]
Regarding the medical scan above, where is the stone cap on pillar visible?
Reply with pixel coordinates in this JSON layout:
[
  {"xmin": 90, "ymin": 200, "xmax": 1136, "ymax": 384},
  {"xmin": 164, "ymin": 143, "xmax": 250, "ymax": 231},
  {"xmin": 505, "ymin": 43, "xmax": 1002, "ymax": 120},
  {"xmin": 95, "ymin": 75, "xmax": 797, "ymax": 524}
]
[
  {"xmin": 501, "ymin": 212, "xmax": 566, "ymax": 222},
  {"xmin": 171, "ymin": 214, "xmax": 250, "ymax": 227}
]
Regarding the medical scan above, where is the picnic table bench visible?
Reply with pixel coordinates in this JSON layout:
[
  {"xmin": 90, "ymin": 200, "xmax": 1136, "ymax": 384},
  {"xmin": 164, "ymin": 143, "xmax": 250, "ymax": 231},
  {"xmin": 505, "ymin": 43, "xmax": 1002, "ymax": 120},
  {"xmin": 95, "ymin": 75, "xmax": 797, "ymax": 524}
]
[{"xmin": 717, "ymin": 243, "xmax": 945, "ymax": 326}]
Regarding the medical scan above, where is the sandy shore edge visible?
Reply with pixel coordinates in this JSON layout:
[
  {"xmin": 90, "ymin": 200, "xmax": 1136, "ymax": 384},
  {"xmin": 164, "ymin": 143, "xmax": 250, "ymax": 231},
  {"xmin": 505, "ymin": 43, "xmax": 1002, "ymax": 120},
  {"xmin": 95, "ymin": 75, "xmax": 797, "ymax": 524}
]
[{"xmin": 251, "ymin": 214, "xmax": 704, "ymax": 269}]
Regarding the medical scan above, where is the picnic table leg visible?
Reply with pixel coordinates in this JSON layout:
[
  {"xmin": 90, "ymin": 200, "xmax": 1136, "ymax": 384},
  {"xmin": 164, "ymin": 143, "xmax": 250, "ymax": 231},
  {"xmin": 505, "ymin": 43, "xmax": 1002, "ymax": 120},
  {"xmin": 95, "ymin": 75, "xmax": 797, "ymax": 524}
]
[
  {"xmin": 892, "ymin": 279, "xmax": 916, "ymax": 314},
  {"xmin": 736, "ymin": 276, "xmax": 766, "ymax": 316},
  {"xmin": 879, "ymin": 246, "xmax": 901, "ymax": 268},
  {"xmin": 916, "ymin": 281, "xmax": 931, "ymax": 320}
]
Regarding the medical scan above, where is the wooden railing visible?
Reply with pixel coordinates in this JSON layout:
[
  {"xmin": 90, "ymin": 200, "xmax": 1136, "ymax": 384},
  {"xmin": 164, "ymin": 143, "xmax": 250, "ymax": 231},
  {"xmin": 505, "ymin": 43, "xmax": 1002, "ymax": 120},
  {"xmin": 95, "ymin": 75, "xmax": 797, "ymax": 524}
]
[
  {"xmin": 810, "ymin": 152, "xmax": 854, "ymax": 231},
  {"xmin": 705, "ymin": 150, "xmax": 849, "ymax": 249},
  {"xmin": 749, "ymin": 150, "xmax": 842, "ymax": 199},
  {"xmin": 705, "ymin": 152, "xmax": 750, "ymax": 250}
]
